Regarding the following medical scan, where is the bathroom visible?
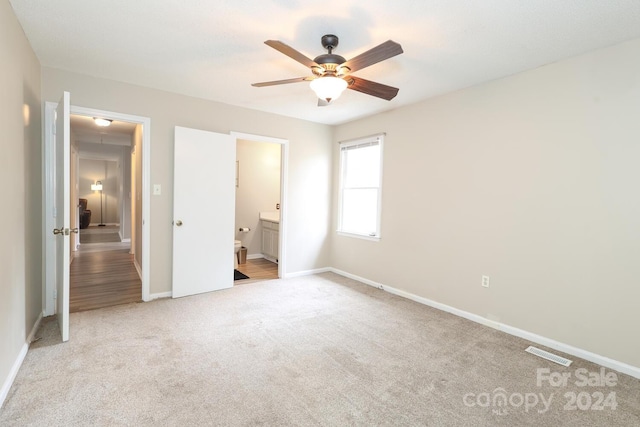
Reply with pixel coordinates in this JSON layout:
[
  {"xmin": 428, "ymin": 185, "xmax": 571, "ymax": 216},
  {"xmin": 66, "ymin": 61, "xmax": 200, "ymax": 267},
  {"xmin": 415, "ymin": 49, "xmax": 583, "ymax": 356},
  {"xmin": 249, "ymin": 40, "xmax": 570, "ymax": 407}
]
[{"xmin": 234, "ymin": 138, "xmax": 281, "ymax": 282}]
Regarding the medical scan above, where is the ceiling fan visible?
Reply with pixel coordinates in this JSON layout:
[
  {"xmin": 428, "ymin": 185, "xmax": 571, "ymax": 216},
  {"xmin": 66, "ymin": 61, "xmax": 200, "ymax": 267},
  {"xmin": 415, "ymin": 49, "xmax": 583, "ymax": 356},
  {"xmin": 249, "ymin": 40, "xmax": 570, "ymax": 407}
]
[{"xmin": 252, "ymin": 34, "xmax": 403, "ymax": 105}]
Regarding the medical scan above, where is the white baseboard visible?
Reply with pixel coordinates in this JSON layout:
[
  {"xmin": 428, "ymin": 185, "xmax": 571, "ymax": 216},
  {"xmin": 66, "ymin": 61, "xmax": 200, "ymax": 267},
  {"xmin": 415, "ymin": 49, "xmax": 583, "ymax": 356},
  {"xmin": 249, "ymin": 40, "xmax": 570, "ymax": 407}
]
[
  {"xmin": 285, "ymin": 267, "xmax": 331, "ymax": 278},
  {"xmin": 246, "ymin": 254, "xmax": 264, "ymax": 260},
  {"xmin": 149, "ymin": 291, "xmax": 172, "ymax": 300},
  {"xmin": 329, "ymin": 268, "xmax": 640, "ymax": 380},
  {"xmin": 262, "ymin": 254, "xmax": 278, "ymax": 264},
  {"xmin": 1, "ymin": 311, "xmax": 44, "ymax": 409},
  {"xmin": 121, "ymin": 238, "xmax": 131, "ymax": 243},
  {"xmin": 0, "ymin": 344, "xmax": 27, "ymax": 409},
  {"xmin": 133, "ymin": 258, "xmax": 142, "ymax": 281},
  {"xmin": 26, "ymin": 312, "xmax": 43, "ymax": 345}
]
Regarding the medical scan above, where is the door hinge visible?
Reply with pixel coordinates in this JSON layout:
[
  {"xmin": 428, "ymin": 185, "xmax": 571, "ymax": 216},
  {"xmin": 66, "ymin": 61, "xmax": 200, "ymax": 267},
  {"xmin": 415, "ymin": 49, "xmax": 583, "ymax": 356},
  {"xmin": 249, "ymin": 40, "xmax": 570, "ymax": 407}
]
[{"xmin": 53, "ymin": 289, "xmax": 57, "ymax": 299}]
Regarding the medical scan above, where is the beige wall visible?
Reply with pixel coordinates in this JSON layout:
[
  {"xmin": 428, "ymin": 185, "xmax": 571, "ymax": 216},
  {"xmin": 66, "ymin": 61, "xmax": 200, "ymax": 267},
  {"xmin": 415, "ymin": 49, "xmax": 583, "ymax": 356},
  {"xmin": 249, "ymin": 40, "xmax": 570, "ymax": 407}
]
[
  {"xmin": 79, "ymin": 159, "xmax": 119, "ymax": 225},
  {"xmin": 42, "ymin": 68, "xmax": 333, "ymax": 294},
  {"xmin": 235, "ymin": 139, "xmax": 281, "ymax": 257},
  {"xmin": 332, "ymin": 38, "xmax": 640, "ymax": 368},
  {"xmin": 0, "ymin": 0, "xmax": 42, "ymax": 399}
]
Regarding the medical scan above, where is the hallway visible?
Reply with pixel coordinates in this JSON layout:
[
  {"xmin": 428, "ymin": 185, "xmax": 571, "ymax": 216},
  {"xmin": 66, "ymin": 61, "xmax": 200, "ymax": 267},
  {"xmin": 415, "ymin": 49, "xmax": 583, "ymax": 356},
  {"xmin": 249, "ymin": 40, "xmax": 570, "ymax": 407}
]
[{"xmin": 70, "ymin": 226, "xmax": 141, "ymax": 312}]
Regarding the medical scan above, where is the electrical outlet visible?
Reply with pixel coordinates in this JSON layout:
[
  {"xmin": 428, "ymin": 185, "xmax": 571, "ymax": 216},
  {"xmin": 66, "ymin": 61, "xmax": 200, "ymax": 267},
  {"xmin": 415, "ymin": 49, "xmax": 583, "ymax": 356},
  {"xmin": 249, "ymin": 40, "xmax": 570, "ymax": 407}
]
[
  {"xmin": 153, "ymin": 184, "xmax": 161, "ymax": 196},
  {"xmin": 482, "ymin": 275, "xmax": 490, "ymax": 288},
  {"xmin": 276, "ymin": 203, "xmax": 280, "ymax": 210}
]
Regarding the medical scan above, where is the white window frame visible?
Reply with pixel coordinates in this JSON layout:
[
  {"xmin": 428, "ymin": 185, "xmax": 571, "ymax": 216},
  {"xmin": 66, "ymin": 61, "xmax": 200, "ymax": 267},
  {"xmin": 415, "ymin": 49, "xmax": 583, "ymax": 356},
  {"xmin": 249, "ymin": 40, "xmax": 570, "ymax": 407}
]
[{"xmin": 337, "ymin": 133, "xmax": 384, "ymax": 241}]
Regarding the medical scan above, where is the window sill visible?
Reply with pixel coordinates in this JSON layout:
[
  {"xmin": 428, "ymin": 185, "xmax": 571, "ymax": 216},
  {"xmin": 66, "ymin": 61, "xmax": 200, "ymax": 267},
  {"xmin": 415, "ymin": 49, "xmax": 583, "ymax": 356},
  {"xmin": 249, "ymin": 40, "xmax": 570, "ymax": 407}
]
[{"xmin": 337, "ymin": 231, "xmax": 381, "ymax": 242}]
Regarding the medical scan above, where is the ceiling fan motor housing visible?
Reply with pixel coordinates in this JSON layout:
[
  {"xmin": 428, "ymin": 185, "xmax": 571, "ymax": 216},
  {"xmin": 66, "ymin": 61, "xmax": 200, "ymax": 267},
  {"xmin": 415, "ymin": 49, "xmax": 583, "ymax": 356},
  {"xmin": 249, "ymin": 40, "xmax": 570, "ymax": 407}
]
[
  {"xmin": 313, "ymin": 35, "xmax": 348, "ymax": 76},
  {"xmin": 321, "ymin": 34, "xmax": 339, "ymax": 50}
]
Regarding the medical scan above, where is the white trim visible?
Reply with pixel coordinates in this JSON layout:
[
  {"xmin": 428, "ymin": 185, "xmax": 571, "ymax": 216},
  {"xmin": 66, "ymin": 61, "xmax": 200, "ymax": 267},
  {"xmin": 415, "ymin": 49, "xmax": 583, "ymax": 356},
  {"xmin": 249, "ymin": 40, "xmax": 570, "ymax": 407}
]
[
  {"xmin": 44, "ymin": 103, "xmax": 152, "ymax": 313},
  {"xmin": 26, "ymin": 312, "xmax": 43, "ymax": 345},
  {"xmin": 42, "ymin": 102, "xmax": 56, "ymax": 316},
  {"xmin": 231, "ymin": 131, "xmax": 287, "ymax": 145},
  {"xmin": 329, "ymin": 268, "xmax": 640, "ymax": 380},
  {"xmin": 337, "ymin": 134, "xmax": 384, "ymax": 239},
  {"xmin": 338, "ymin": 132, "xmax": 386, "ymax": 145},
  {"xmin": 149, "ymin": 291, "xmax": 172, "ymax": 300},
  {"xmin": 0, "ymin": 344, "xmax": 27, "ymax": 409},
  {"xmin": 133, "ymin": 258, "xmax": 142, "ymax": 281},
  {"xmin": 246, "ymin": 254, "xmax": 264, "ymax": 260},
  {"xmin": 230, "ymin": 131, "xmax": 288, "ymax": 280},
  {"xmin": 1, "ymin": 312, "xmax": 43, "ymax": 409},
  {"xmin": 121, "ymin": 238, "xmax": 131, "ymax": 243},
  {"xmin": 262, "ymin": 255, "xmax": 278, "ymax": 264},
  {"xmin": 337, "ymin": 231, "xmax": 381, "ymax": 242},
  {"xmin": 284, "ymin": 267, "xmax": 331, "ymax": 278},
  {"xmin": 72, "ymin": 106, "xmax": 152, "ymax": 303}
]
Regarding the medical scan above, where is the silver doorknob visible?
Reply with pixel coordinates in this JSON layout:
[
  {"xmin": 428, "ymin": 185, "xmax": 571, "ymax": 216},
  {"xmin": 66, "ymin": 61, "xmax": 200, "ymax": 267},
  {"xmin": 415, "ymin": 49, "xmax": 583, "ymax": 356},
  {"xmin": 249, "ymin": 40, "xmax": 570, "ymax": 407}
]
[
  {"xmin": 71, "ymin": 228, "xmax": 79, "ymax": 234},
  {"xmin": 53, "ymin": 228, "xmax": 64, "ymax": 235},
  {"xmin": 175, "ymin": 220, "xmax": 183, "ymax": 226}
]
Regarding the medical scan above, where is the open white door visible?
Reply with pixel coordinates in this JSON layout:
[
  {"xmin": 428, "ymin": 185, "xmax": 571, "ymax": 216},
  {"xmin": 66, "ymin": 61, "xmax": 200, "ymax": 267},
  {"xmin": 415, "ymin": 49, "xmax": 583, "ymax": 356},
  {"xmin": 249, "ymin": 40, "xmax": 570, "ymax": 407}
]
[
  {"xmin": 54, "ymin": 92, "xmax": 72, "ymax": 341},
  {"xmin": 172, "ymin": 126, "xmax": 235, "ymax": 298}
]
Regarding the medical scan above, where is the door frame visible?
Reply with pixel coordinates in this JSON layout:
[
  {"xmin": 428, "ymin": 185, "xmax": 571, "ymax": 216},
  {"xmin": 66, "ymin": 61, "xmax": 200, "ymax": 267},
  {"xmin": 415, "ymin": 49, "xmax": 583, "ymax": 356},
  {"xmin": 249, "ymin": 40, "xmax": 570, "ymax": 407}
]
[
  {"xmin": 230, "ymin": 131, "xmax": 288, "ymax": 279},
  {"xmin": 43, "ymin": 103, "xmax": 152, "ymax": 316}
]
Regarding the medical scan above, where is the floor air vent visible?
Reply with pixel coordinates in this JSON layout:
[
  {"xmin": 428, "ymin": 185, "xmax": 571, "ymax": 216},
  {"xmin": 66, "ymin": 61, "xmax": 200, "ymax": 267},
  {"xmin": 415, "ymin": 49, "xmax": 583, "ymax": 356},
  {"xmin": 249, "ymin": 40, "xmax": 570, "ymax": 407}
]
[{"xmin": 525, "ymin": 346, "xmax": 572, "ymax": 367}]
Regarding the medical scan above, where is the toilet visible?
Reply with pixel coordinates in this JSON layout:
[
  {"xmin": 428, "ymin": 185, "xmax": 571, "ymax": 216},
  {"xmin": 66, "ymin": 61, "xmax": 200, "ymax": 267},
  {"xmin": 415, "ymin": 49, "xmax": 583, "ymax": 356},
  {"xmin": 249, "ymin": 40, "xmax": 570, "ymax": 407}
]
[{"xmin": 234, "ymin": 240, "xmax": 242, "ymax": 268}]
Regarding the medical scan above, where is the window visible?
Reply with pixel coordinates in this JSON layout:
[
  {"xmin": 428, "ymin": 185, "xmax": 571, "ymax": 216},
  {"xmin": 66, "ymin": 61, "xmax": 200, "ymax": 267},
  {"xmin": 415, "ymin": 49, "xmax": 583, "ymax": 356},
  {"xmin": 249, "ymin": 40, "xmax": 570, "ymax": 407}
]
[{"xmin": 338, "ymin": 134, "xmax": 384, "ymax": 239}]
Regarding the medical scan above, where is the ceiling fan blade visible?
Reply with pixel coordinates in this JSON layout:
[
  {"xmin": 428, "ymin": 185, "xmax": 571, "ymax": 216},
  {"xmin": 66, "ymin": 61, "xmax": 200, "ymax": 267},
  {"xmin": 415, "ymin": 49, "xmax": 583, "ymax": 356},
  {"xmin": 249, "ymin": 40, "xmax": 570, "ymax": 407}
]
[
  {"xmin": 252, "ymin": 77, "xmax": 314, "ymax": 87},
  {"xmin": 264, "ymin": 40, "xmax": 318, "ymax": 68},
  {"xmin": 346, "ymin": 76, "xmax": 399, "ymax": 101},
  {"xmin": 317, "ymin": 98, "xmax": 330, "ymax": 107},
  {"xmin": 341, "ymin": 40, "xmax": 403, "ymax": 73}
]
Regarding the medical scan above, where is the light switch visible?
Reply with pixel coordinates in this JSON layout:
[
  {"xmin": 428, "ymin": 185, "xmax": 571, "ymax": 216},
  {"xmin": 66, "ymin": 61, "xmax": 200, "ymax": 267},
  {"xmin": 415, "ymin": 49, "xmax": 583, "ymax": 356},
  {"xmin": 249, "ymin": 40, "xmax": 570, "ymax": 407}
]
[{"xmin": 153, "ymin": 184, "xmax": 161, "ymax": 196}]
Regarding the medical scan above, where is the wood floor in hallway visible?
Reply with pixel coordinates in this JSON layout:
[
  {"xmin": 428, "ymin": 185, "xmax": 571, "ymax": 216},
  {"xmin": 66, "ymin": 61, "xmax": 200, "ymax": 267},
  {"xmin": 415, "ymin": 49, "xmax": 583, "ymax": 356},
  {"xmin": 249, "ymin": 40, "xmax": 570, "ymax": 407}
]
[{"xmin": 70, "ymin": 248, "xmax": 142, "ymax": 313}]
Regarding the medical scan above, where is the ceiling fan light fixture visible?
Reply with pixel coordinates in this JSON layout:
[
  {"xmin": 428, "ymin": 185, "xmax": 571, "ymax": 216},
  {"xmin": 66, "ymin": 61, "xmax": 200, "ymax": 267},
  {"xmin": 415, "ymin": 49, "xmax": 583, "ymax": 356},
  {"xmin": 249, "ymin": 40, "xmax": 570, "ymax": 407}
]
[
  {"xmin": 310, "ymin": 76, "xmax": 348, "ymax": 102},
  {"xmin": 94, "ymin": 117, "xmax": 112, "ymax": 127}
]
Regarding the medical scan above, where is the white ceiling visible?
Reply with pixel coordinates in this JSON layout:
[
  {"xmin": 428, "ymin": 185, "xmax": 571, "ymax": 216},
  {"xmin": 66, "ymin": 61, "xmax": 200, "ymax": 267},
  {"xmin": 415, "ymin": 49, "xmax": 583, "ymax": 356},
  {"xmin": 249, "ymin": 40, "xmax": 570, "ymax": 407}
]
[{"xmin": 10, "ymin": 1, "xmax": 640, "ymax": 125}]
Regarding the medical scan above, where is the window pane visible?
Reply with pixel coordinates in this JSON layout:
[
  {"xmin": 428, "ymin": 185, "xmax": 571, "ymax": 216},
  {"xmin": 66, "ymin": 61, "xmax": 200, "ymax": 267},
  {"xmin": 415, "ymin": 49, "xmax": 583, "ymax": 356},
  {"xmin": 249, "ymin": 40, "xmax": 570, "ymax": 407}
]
[
  {"xmin": 344, "ymin": 144, "xmax": 380, "ymax": 188},
  {"xmin": 342, "ymin": 188, "xmax": 378, "ymax": 235}
]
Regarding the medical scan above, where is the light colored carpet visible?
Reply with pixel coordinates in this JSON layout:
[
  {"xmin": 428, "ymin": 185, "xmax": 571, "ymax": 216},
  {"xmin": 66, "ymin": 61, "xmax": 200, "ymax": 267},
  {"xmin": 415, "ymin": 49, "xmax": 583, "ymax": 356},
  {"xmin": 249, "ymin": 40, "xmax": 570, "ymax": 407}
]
[{"xmin": 1, "ymin": 273, "xmax": 638, "ymax": 426}]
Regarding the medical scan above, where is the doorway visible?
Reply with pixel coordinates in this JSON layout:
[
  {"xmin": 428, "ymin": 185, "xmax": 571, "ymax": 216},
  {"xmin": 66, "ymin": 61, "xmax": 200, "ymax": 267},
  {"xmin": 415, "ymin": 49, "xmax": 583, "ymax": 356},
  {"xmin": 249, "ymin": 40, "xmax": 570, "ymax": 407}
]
[
  {"xmin": 43, "ymin": 101, "xmax": 151, "ymax": 321},
  {"xmin": 69, "ymin": 114, "xmax": 141, "ymax": 312},
  {"xmin": 231, "ymin": 132, "xmax": 288, "ymax": 284},
  {"xmin": 234, "ymin": 138, "xmax": 281, "ymax": 284}
]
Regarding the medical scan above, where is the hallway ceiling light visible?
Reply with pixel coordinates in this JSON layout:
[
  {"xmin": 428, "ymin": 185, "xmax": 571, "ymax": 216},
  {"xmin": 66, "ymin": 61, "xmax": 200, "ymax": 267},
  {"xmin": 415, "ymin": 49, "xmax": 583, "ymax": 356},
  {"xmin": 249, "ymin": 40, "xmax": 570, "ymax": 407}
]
[{"xmin": 94, "ymin": 118, "xmax": 112, "ymax": 127}]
